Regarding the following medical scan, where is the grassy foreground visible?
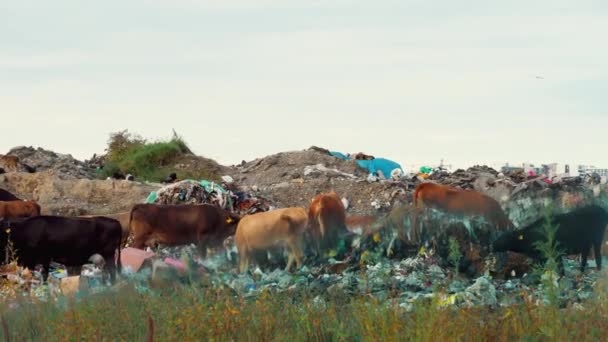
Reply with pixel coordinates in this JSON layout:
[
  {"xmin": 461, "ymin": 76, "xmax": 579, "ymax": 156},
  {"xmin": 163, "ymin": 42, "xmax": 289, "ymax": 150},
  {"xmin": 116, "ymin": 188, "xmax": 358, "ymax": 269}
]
[{"xmin": 1, "ymin": 283, "xmax": 607, "ymax": 341}]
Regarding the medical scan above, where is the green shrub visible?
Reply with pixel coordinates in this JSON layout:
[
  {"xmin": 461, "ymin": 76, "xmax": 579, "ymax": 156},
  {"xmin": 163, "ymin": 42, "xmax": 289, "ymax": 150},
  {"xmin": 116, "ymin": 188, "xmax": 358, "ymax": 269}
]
[
  {"xmin": 99, "ymin": 130, "xmax": 214, "ymax": 182},
  {"xmin": 448, "ymin": 237, "xmax": 462, "ymax": 275}
]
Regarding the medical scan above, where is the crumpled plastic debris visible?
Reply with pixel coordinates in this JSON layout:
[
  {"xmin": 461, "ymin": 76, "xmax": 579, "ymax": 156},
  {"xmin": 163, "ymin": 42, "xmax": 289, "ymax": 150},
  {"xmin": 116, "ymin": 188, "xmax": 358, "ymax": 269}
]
[
  {"xmin": 145, "ymin": 179, "xmax": 271, "ymax": 215},
  {"xmin": 462, "ymin": 276, "xmax": 497, "ymax": 307}
]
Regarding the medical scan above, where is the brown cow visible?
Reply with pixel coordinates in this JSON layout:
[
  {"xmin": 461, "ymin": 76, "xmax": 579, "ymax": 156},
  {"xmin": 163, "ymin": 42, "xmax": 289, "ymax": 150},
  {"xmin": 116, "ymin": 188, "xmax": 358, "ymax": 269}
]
[
  {"xmin": 129, "ymin": 204, "xmax": 241, "ymax": 257},
  {"xmin": 79, "ymin": 211, "xmax": 131, "ymax": 245},
  {"xmin": 0, "ymin": 200, "xmax": 41, "ymax": 220},
  {"xmin": 412, "ymin": 182, "xmax": 513, "ymax": 242},
  {"xmin": 235, "ymin": 207, "xmax": 309, "ymax": 273},
  {"xmin": 308, "ymin": 191, "xmax": 348, "ymax": 254}
]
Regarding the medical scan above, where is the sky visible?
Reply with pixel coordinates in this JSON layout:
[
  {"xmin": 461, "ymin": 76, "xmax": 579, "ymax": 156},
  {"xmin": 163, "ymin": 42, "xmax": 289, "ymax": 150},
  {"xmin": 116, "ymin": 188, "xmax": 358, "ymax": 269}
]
[{"xmin": 1, "ymin": 0, "xmax": 607, "ymax": 171}]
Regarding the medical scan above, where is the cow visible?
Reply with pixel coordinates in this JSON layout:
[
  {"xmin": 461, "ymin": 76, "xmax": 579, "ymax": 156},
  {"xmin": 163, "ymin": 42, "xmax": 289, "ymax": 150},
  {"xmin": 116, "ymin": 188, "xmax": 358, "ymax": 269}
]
[
  {"xmin": 492, "ymin": 205, "xmax": 608, "ymax": 274},
  {"xmin": 0, "ymin": 200, "xmax": 41, "ymax": 220},
  {"xmin": 0, "ymin": 216, "xmax": 122, "ymax": 282},
  {"xmin": 307, "ymin": 191, "xmax": 349, "ymax": 256},
  {"xmin": 412, "ymin": 182, "xmax": 513, "ymax": 242},
  {"xmin": 235, "ymin": 207, "xmax": 309, "ymax": 273},
  {"xmin": 129, "ymin": 204, "xmax": 241, "ymax": 257},
  {"xmin": 79, "ymin": 211, "xmax": 131, "ymax": 245},
  {"xmin": 0, "ymin": 189, "xmax": 20, "ymax": 202}
]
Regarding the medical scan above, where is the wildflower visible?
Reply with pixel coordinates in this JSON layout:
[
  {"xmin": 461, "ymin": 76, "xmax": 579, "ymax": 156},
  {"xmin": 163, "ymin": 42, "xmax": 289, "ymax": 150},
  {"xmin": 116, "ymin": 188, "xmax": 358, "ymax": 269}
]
[{"xmin": 373, "ymin": 233, "xmax": 381, "ymax": 243}]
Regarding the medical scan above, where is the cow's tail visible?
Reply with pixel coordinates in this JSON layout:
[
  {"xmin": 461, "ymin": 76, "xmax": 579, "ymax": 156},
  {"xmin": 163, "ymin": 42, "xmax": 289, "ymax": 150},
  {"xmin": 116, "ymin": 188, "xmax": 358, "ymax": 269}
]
[
  {"xmin": 410, "ymin": 186, "xmax": 425, "ymax": 244},
  {"xmin": 128, "ymin": 206, "xmax": 136, "ymax": 234},
  {"xmin": 116, "ymin": 237, "xmax": 122, "ymax": 274}
]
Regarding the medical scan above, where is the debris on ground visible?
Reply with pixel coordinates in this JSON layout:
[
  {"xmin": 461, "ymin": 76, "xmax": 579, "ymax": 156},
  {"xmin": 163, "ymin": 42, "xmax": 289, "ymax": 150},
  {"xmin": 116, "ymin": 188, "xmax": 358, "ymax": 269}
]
[{"xmin": 145, "ymin": 179, "xmax": 272, "ymax": 215}]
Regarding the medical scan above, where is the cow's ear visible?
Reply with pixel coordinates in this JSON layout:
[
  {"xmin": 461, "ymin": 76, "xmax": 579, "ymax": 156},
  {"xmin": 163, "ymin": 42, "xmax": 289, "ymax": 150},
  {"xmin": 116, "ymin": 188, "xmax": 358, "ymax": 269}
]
[{"xmin": 518, "ymin": 234, "xmax": 524, "ymax": 240}]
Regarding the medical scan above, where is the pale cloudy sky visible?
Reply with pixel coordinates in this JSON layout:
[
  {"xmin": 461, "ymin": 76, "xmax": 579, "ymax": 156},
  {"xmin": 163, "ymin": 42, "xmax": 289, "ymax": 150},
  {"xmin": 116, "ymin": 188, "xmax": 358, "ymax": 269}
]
[{"xmin": 1, "ymin": 0, "xmax": 607, "ymax": 170}]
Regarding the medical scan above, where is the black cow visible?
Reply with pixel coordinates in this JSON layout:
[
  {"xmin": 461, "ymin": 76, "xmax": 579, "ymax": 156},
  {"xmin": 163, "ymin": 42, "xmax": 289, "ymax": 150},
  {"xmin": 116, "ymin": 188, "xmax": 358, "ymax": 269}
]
[
  {"xmin": 0, "ymin": 188, "xmax": 20, "ymax": 201},
  {"xmin": 492, "ymin": 205, "xmax": 608, "ymax": 274},
  {"xmin": 0, "ymin": 216, "xmax": 122, "ymax": 282}
]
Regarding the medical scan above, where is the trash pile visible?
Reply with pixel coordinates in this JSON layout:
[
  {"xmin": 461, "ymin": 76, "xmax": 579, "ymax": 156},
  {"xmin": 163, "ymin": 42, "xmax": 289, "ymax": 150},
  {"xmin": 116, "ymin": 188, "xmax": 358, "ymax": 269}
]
[
  {"xmin": 144, "ymin": 179, "xmax": 273, "ymax": 215},
  {"xmin": 0, "ymin": 260, "xmax": 107, "ymax": 302},
  {"xmin": 116, "ymin": 244, "xmax": 605, "ymax": 312},
  {"xmin": 7, "ymin": 146, "xmax": 97, "ymax": 179},
  {"xmin": 1, "ymin": 230, "xmax": 605, "ymax": 311}
]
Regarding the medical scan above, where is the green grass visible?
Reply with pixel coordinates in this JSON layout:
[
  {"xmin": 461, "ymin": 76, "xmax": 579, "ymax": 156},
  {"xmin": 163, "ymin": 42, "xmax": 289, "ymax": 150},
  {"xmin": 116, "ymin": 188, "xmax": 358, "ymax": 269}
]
[
  {"xmin": 1, "ymin": 281, "xmax": 607, "ymax": 341},
  {"xmin": 99, "ymin": 130, "xmax": 219, "ymax": 182}
]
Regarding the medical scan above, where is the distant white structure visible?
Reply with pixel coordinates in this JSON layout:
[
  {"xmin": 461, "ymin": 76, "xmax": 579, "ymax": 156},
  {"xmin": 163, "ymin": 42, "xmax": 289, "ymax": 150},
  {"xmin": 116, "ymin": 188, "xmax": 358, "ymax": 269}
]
[{"xmin": 578, "ymin": 165, "xmax": 608, "ymax": 177}]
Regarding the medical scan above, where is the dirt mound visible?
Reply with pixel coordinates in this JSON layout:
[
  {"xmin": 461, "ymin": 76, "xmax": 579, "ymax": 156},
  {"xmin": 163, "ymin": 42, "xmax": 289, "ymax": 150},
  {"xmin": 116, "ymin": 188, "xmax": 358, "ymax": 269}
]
[
  {"xmin": 0, "ymin": 171, "xmax": 159, "ymax": 216},
  {"xmin": 170, "ymin": 154, "xmax": 231, "ymax": 181},
  {"xmin": 233, "ymin": 148, "xmax": 365, "ymax": 186},
  {"xmin": 228, "ymin": 148, "xmax": 411, "ymax": 215},
  {"xmin": 0, "ymin": 154, "xmax": 33, "ymax": 173},
  {"xmin": 8, "ymin": 146, "xmax": 97, "ymax": 179}
]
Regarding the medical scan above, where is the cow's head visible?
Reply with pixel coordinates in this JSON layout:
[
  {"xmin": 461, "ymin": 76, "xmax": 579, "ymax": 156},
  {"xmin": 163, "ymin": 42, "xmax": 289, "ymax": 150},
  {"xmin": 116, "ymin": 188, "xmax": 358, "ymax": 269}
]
[
  {"xmin": 222, "ymin": 212, "xmax": 241, "ymax": 236},
  {"xmin": 491, "ymin": 229, "xmax": 540, "ymax": 256},
  {"xmin": 0, "ymin": 218, "xmax": 11, "ymax": 246}
]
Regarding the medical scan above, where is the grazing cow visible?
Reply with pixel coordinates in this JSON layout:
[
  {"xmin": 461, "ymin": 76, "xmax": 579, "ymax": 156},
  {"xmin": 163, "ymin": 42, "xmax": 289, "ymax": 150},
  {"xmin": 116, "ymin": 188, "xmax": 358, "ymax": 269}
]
[
  {"xmin": 0, "ymin": 200, "xmax": 41, "ymax": 220},
  {"xmin": 0, "ymin": 216, "xmax": 122, "ymax": 281},
  {"xmin": 79, "ymin": 211, "xmax": 131, "ymax": 245},
  {"xmin": 307, "ymin": 191, "xmax": 349, "ymax": 255},
  {"xmin": 0, "ymin": 189, "xmax": 20, "ymax": 202},
  {"xmin": 492, "ymin": 205, "xmax": 608, "ymax": 274},
  {"xmin": 412, "ymin": 183, "xmax": 513, "ymax": 242},
  {"xmin": 129, "ymin": 204, "xmax": 241, "ymax": 256},
  {"xmin": 235, "ymin": 207, "xmax": 309, "ymax": 273}
]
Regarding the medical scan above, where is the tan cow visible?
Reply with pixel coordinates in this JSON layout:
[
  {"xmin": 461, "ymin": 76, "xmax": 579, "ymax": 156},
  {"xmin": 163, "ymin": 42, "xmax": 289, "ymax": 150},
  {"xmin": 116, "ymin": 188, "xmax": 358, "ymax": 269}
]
[
  {"xmin": 0, "ymin": 200, "xmax": 41, "ymax": 220},
  {"xmin": 235, "ymin": 207, "xmax": 308, "ymax": 273}
]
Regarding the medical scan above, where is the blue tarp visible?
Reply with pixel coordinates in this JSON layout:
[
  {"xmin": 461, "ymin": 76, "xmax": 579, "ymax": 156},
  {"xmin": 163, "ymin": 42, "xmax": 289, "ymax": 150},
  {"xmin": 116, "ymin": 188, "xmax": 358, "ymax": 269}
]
[
  {"xmin": 329, "ymin": 151, "xmax": 350, "ymax": 160},
  {"xmin": 356, "ymin": 158, "xmax": 403, "ymax": 179},
  {"xmin": 329, "ymin": 151, "xmax": 404, "ymax": 178}
]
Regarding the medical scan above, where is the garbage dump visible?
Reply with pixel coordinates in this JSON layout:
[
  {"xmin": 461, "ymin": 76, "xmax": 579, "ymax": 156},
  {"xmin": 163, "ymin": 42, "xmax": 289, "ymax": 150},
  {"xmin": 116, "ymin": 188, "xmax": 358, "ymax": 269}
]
[{"xmin": 2, "ymin": 157, "xmax": 608, "ymax": 314}]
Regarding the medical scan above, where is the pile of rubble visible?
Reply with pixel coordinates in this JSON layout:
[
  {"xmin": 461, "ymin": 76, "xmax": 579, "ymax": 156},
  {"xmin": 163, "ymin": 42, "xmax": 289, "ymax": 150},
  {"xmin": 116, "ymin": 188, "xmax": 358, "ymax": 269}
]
[
  {"xmin": 0, "ymin": 261, "xmax": 107, "ymax": 303},
  {"xmin": 7, "ymin": 146, "xmax": 97, "ymax": 180},
  {"xmin": 145, "ymin": 179, "xmax": 273, "ymax": 215}
]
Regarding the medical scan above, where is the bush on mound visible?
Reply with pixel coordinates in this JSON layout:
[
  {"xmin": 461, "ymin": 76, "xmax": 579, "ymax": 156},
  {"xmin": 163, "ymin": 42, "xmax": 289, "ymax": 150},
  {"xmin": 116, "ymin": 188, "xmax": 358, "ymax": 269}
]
[{"xmin": 100, "ymin": 130, "xmax": 222, "ymax": 182}]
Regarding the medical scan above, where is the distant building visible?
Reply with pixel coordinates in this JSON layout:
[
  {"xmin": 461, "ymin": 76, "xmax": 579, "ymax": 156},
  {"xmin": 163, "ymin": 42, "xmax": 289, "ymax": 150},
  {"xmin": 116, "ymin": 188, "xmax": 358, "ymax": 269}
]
[
  {"xmin": 501, "ymin": 162, "xmax": 575, "ymax": 177},
  {"xmin": 578, "ymin": 165, "xmax": 608, "ymax": 177}
]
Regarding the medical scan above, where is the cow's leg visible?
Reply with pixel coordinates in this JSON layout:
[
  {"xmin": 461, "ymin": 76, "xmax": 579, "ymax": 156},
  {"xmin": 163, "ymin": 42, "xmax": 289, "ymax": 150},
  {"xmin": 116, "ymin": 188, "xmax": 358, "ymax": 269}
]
[
  {"xmin": 41, "ymin": 259, "xmax": 51, "ymax": 281},
  {"xmin": 580, "ymin": 245, "xmax": 590, "ymax": 273},
  {"xmin": 239, "ymin": 253, "xmax": 248, "ymax": 273},
  {"xmin": 593, "ymin": 240, "xmax": 602, "ymax": 271},
  {"xmin": 285, "ymin": 254, "xmax": 294, "ymax": 272},
  {"xmin": 239, "ymin": 250, "xmax": 249, "ymax": 273},
  {"xmin": 292, "ymin": 238, "xmax": 304, "ymax": 270},
  {"xmin": 106, "ymin": 252, "xmax": 117, "ymax": 283},
  {"xmin": 132, "ymin": 233, "xmax": 146, "ymax": 250},
  {"xmin": 556, "ymin": 256, "xmax": 566, "ymax": 276},
  {"xmin": 197, "ymin": 234, "xmax": 208, "ymax": 258}
]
